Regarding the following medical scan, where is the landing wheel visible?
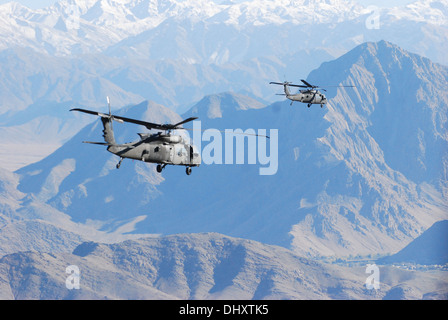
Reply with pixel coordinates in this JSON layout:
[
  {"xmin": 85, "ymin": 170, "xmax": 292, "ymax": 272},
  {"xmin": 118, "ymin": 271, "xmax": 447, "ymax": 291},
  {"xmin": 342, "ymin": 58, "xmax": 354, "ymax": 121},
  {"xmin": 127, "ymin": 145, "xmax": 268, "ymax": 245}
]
[
  {"xmin": 186, "ymin": 167, "xmax": 192, "ymax": 175},
  {"xmin": 156, "ymin": 164, "xmax": 163, "ymax": 173},
  {"xmin": 116, "ymin": 158, "xmax": 123, "ymax": 169}
]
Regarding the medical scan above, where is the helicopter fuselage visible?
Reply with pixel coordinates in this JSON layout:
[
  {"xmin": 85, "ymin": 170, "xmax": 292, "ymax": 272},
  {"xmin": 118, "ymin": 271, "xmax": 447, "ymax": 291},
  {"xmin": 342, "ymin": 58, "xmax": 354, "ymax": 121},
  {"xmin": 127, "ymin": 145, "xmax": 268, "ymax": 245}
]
[
  {"xmin": 271, "ymin": 79, "xmax": 354, "ymax": 107},
  {"xmin": 108, "ymin": 133, "xmax": 201, "ymax": 167},
  {"xmin": 270, "ymin": 81, "xmax": 332, "ymax": 107},
  {"xmin": 71, "ymin": 107, "xmax": 202, "ymax": 175},
  {"xmin": 287, "ymin": 89, "xmax": 327, "ymax": 105}
]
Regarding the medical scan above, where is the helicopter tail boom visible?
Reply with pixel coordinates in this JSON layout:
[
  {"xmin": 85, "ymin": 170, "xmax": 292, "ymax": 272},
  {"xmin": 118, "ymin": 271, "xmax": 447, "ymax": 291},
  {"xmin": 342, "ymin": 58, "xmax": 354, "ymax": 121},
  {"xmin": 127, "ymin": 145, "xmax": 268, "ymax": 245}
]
[
  {"xmin": 70, "ymin": 107, "xmax": 118, "ymax": 145},
  {"xmin": 101, "ymin": 116, "xmax": 117, "ymax": 145}
]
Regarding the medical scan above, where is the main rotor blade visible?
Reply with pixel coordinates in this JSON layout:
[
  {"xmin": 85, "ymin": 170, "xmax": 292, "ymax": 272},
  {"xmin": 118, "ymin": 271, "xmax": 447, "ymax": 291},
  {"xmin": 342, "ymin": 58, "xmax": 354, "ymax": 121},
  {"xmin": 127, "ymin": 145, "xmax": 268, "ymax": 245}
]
[
  {"xmin": 299, "ymin": 80, "xmax": 356, "ymax": 89},
  {"xmin": 170, "ymin": 117, "xmax": 198, "ymax": 129},
  {"xmin": 71, "ymin": 108, "xmax": 197, "ymax": 131},
  {"xmin": 300, "ymin": 79, "xmax": 315, "ymax": 87},
  {"xmin": 71, "ymin": 108, "xmax": 165, "ymax": 129},
  {"xmin": 82, "ymin": 141, "xmax": 112, "ymax": 145},
  {"xmin": 111, "ymin": 114, "xmax": 168, "ymax": 130},
  {"xmin": 71, "ymin": 108, "xmax": 107, "ymax": 117},
  {"xmin": 82, "ymin": 141, "xmax": 135, "ymax": 148},
  {"xmin": 270, "ymin": 81, "xmax": 307, "ymax": 88},
  {"xmin": 322, "ymin": 85, "xmax": 356, "ymax": 87}
]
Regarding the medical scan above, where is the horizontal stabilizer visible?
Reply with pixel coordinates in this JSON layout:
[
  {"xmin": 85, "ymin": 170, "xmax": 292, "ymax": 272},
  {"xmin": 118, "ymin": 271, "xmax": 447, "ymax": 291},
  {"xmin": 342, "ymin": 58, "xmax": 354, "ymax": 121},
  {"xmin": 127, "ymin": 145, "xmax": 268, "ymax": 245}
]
[
  {"xmin": 82, "ymin": 141, "xmax": 112, "ymax": 145},
  {"xmin": 82, "ymin": 141, "xmax": 135, "ymax": 148}
]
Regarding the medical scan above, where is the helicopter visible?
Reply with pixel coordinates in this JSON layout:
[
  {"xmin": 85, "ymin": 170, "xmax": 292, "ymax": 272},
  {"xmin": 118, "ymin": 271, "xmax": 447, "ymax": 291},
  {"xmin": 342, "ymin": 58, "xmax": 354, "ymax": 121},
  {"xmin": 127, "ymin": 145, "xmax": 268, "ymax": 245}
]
[
  {"xmin": 70, "ymin": 97, "xmax": 201, "ymax": 175},
  {"xmin": 270, "ymin": 79, "xmax": 355, "ymax": 107}
]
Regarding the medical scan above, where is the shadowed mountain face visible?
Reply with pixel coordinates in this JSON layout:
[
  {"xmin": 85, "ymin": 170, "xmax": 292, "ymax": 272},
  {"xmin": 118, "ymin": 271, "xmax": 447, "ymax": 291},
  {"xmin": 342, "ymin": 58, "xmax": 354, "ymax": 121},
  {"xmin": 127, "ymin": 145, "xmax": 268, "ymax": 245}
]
[
  {"xmin": 12, "ymin": 41, "xmax": 448, "ymax": 258},
  {"xmin": 308, "ymin": 40, "xmax": 448, "ymax": 188},
  {"xmin": 378, "ymin": 220, "xmax": 448, "ymax": 265}
]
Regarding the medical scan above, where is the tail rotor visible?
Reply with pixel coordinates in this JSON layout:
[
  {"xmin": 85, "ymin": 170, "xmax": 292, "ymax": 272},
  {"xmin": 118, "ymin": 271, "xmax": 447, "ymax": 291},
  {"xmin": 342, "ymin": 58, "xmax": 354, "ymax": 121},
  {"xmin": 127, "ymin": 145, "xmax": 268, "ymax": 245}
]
[{"xmin": 107, "ymin": 96, "xmax": 113, "ymax": 130}]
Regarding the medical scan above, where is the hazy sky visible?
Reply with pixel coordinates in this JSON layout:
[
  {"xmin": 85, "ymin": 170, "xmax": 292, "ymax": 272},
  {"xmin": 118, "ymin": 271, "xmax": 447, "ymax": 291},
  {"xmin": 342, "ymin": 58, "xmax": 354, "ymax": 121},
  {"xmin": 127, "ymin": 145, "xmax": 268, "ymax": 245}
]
[{"xmin": 0, "ymin": 0, "xmax": 419, "ymax": 10}]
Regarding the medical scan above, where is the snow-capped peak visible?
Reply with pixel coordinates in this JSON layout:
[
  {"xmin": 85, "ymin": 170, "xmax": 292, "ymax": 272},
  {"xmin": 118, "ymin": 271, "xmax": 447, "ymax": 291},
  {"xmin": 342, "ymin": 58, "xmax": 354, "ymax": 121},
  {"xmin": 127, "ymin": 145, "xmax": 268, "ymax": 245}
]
[{"xmin": 0, "ymin": 0, "xmax": 446, "ymax": 59}]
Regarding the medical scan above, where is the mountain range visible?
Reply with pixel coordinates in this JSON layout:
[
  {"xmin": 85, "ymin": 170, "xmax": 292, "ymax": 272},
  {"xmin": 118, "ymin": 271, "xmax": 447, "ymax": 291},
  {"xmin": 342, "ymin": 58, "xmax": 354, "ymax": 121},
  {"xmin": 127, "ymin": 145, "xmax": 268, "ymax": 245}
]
[
  {"xmin": 0, "ymin": 0, "xmax": 447, "ymax": 105},
  {"xmin": 1, "ymin": 232, "xmax": 447, "ymax": 300},
  {"xmin": 0, "ymin": 0, "xmax": 447, "ymax": 300},
  {"xmin": 7, "ymin": 41, "xmax": 447, "ymax": 261},
  {"xmin": 0, "ymin": 40, "xmax": 446, "ymax": 299},
  {"xmin": 1, "ymin": 0, "xmax": 447, "ymax": 63},
  {"xmin": 1, "ymin": 0, "xmax": 447, "ymax": 171}
]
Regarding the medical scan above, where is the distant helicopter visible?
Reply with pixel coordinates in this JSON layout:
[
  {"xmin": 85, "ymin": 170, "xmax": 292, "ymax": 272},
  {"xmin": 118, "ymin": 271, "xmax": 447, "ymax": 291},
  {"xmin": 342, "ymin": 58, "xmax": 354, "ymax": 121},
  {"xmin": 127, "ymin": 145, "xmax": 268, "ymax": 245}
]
[
  {"xmin": 270, "ymin": 79, "xmax": 355, "ymax": 107},
  {"xmin": 71, "ymin": 97, "xmax": 201, "ymax": 175}
]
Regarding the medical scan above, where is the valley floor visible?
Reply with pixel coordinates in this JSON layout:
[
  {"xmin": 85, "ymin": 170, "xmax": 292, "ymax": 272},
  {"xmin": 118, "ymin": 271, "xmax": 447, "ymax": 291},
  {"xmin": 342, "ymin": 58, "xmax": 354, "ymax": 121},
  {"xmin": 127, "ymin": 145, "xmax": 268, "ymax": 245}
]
[{"xmin": 0, "ymin": 143, "xmax": 59, "ymax": 172}]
